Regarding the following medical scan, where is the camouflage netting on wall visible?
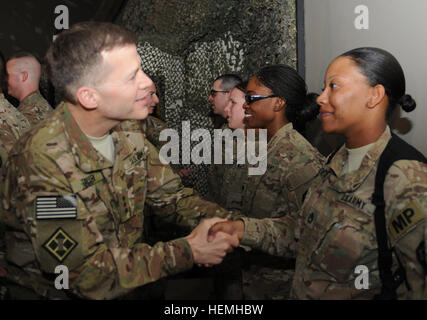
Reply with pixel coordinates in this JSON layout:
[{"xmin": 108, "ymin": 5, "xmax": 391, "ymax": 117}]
[{"xmin": 115, "ymin": 0, "xmax": 297, "ymax": 197}]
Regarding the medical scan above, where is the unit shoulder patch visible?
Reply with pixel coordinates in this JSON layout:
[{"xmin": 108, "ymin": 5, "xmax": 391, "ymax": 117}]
[
  {"xmin": 388, "ymin": 201, "xmax": 425, "ymax": 243},
  {"xmin": 42, "ymin": 227, "xmax": 78, "ymax": 262}
]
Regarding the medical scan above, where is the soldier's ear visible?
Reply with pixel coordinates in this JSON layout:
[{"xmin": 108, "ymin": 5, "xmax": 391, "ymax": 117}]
[
  {"xmin": 21, "ymin": 71, "xmax": 28, "ymax": 82},
  {"xmin": 367, "ymin": 84, "xmax": 386, "ymax": 109},
  {"xmin": 273, "ymin": 97, "xmax": 286, "ymax": 112},
  {"xmin": 76, "ymin": 87, "xmax": 99, "ymax": 110}
]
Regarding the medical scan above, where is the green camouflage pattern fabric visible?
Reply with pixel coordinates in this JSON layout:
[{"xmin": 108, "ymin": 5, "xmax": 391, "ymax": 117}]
[
  {"xmin": 210, "ymin": 128, "xmax": 248, "ymax": 211},
  {"xmin": 0, "ymin": 94, "xmax": 31, "ymax": 289},
  {"xmin": 141, "ymin": 115, "xmax": 168, "ymax": 150},
  {"xmin": 17, "ymin": 91, "xmax": 53, "ymax": 126},
  {"xmin": 384, "ymin": 158, "xmax": 427, "ymax": 299},
  {"xmin": 211, "ymin": 129, "xmax": 250, "ymax": 300},
  {"xmin": 0, "ymin": 102, "xmax": 240, "ymax": 300},
  {"xmin": 207, "ymin": 123, "xmax": 229, "ymax": 204},
  {"xmin": 241, "ymin": 126, "xmax": 427, "ymax": 299},
  {"xmin": 239, "ymin": 123, "xmax": 324, "ymax": 300},
  {"xmin": 0, "ymin": 94, "xmax": 31, "ymax": 167}
]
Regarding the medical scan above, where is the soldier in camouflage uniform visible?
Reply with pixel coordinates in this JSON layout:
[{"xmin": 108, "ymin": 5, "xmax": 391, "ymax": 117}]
[
  {"xmin": 0, "ymin": 22, "xmax": 240, "ymax": 300},
  {"xmin": 6, "ymin": 52, "xmax": 53, "ymax": 126},
  {"xmin": 237, "ymin": 65, "xmax": 324, "ymax": 300},
  {"xmin": 207, "ymin": 74, "xmax": 242, "ymax": 203},
  {"xmin": 0, "ymin": 92, "xmax": 31, "ymax": 168},
  {"xmin": 210, "ymin": 82, "xmax": 250, "ymax": 299},
  {"xmin": 0, "ymin": 52, "xmax": 31, "ymax": 298},
  {"xmin": 210, "ymin": 47, "xmax": 427, "ymax": 299},
  {"xmin": 140, "ymin": 82, "xmax": 167, "ymax": 150}
]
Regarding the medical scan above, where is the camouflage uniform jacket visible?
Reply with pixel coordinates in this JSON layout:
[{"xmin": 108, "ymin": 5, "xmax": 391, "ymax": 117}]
[
  {"xmin": 0, "ymin": 102, "xmax": 238, "ymax": 300},
  {"xmin": 0, "ymin": 94, "xmax": 31, "ymax": 167},
  {"xmin": 208, "ymin": 123, "xmax": 229, "ymax": 203},
  {"xmin": 241, "ymin": 123, "xmax": 324, "ymax": 219},
  {"xmin": 141, "ymin": 115, "xmax": 168, "ymax": 150},
  {"xmin": 238, "ymin": 123, "xmax": 324, "ymax": 299},
  {"xmin": 241, "ymin": 126, "xmax": 427, "ymax": 299},
  {"xmin": 18, "ymin": 90, "xmax": 53, "ymax": 126}
]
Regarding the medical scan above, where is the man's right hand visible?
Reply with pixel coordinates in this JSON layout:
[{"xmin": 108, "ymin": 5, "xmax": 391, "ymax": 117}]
[
  {"xmin": 208, "ymin": 220, "xmax": 245, "ymax": 242},
  {"xmin": 186, "ymin": 217, "xmax": 239, "ymax": 265}
]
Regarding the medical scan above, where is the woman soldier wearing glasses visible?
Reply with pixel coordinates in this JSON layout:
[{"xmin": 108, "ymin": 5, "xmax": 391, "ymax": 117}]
[
  {"xmin": 235, "ymin": 64, "xmax": 324, "ymax": 299},
  {"xmin": 211, "ymin": 48, "xmax": 427, "ymax": 299}
]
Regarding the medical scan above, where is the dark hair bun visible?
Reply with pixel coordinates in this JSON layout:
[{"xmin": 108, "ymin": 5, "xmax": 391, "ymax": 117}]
[
  {"xmin": 299, "ymin": 92, "xmax": 320, "ymax": 122},
  {"xmin": 399, "ymin": 94, "xmax": 416, "ymax": 112}
]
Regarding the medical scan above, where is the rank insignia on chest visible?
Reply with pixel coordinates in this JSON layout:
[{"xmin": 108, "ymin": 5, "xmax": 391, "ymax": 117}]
[
  {"xmin": 305, "ymin": 210, "xmax": 316, "ymax": 227},
  {"xmin": 130, "ymin": 151, "xmax": 144, "ymax": 166},
  {"xmin": 35, "ymin": 195, "xmax": 77, "ymax": 220},
  {"xmin": 81, "ymin": 175, "xmax": 95, "ymax": 189},
  {"xmin": 42, "ymin": 227, "xmax": 77, "ymax": 262}
]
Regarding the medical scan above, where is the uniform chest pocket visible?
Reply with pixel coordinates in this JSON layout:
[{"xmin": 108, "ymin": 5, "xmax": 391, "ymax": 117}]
[
  {"xmin": 251, "ymin": 172, "xmax": 282, "ymax": 218},
  {"xmin": 310, "ymin": 213, "xmax": 377, "ymax": 282}
]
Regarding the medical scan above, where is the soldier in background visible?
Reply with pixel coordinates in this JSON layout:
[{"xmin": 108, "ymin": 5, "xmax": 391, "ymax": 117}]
[
  {"xmin": 207, "ymin": 74, "xmax": 242, "ymax": 204},
  {"xmin": 6, "ymin": 52, "xmax": 53, "ymax": 125},
  {"xmin": 0, "ymin": 51, "xmax": 32, "ymax": 300},
  {"xmin": 212, "ymin": 80, "xmax": 248, "ymax": 299},
  {"xmin": 208, "ymin": 74, "xmax": 242, "ymax": 130},
  {"xmin": 0, "ymin": 22, "xmax": 240, "ymax": 300},
  {"xmin": 0, "ymin": 52, "xmax": 31, "ymax": 168}
]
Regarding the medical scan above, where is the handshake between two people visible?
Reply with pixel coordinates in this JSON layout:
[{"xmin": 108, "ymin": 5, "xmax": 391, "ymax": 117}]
[{"xmin": 185, "ymin": 218, "xmax": 245, "ymax": 266}]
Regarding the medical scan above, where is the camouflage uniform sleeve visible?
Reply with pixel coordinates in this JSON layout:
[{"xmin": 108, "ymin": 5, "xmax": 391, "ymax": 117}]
[
  {"xmin": 384, "ymin": 160, "xmax": 427, "ymax": 299},
  {"xmin": 2, "ymin": 149, "xmax": 194, "ymax": 299},
  {"xmin": 144, "ymin": 116, "xmax": 168, "ymax": 150},
  {"xmin": 0, "ymin": 125, "xmax": 18, "ymax": 168},
  {"xmin": 239, "ymin": 213, "xmax": 297, "ymax": 258},
  {"xmin": 145, "ymin": 141, "xmax": 242, "ymax": 231}
]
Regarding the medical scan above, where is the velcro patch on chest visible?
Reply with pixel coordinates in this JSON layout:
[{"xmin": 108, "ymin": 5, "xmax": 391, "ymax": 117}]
[
  {"xmin": 388, "ymin": 201, "xmax": 425, "ymax": 243},
  {"xmin": 35, "ymin": 195, "xmax": 77, "ymax": 220}
]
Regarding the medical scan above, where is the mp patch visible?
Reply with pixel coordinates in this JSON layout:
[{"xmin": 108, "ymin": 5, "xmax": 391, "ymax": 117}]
[
  {"xmin": 42, "ymin": 227, "xmax": 77, "ymax": 262},
  {"xmin": 389, "ymin": 201, "xmax": 425, "ymax": 242},
  {"xmin": 36, "ymin": 195, "xmax": 77, "ymax": 220}
]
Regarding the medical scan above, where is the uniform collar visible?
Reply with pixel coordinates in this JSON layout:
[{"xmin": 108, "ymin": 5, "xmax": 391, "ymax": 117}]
[
  {"xmin": 328, "ymin": 126, "xmax": 391, "ymax": 191},
  {"xmin": 20, "ymin": 90, "xmax": 40, "ymax": 104},
  {"xmin": 268, "ymin": 122, "xmax": 293, "ymax": 151},
  {"xmin": 59, "ymin": 102, "xmax": 136, "ymax": 173}
]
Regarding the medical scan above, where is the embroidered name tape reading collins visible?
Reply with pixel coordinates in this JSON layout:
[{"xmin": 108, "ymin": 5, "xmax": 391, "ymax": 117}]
[{"xmin": 36, "ymin": 195, "xmax": 77, "ymax": 220}]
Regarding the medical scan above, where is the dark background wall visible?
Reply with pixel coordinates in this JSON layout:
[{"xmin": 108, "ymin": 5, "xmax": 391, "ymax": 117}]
[{"xmin": 0, "ymin": 0, "xmax": 126, "ymax": 60}]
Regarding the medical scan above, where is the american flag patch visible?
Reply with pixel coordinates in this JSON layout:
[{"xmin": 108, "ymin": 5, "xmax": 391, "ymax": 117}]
[{"xmin": 35, "ymin": 195, "xmax": 78, "ymax": 220}]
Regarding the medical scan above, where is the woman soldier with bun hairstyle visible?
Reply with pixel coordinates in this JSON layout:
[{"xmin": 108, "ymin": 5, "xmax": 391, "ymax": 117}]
[{"xmin": 236, "ymin": 64, "xmax": 324, "ymax": 299}]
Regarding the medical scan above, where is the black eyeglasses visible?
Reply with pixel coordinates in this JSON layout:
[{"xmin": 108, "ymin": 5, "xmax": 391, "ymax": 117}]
[
  {"xmin": 210, "ymin": 89, "xmax": 229, "ymax": 97},
  {"xmin": 245, "ymin": 95, "xmax": 277, "ymax": 104}
]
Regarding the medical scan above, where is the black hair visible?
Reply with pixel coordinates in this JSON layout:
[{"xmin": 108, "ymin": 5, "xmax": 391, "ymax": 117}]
[
  {"xmin": 340, "ymin": 47, "xmax": 416, "ymax": 118},
  {"xmin": 255, "ymin": 64, "xmax": 319, "ymax": 134},
  {"xmin": 234, "ymin": 80, "xmax": 248, "ymax": 93},
  {"xmin": 214, "ymin": 74, "xmax": 242, "ymax": 91}
]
